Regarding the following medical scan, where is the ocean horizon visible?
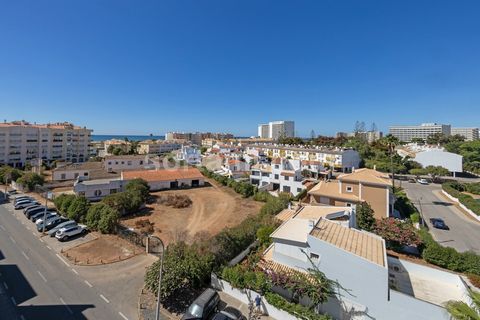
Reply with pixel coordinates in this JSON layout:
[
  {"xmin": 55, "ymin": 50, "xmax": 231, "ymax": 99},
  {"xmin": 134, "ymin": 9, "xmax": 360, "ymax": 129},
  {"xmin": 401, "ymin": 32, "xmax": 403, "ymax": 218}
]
[{"xmin": 91, "ymin": 134, "xmax": 165, "ymax": 141}]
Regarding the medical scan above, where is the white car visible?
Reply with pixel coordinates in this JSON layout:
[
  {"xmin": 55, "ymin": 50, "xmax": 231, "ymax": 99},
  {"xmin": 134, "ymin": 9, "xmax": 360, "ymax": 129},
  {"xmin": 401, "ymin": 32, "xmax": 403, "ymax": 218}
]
[
  {"xmin": 55, "ymin": 224, "xmax": 87, "ymax": 241},
  {"xmin": 418, "ymin": 179, "xmax": 429, "ymax": 185}
]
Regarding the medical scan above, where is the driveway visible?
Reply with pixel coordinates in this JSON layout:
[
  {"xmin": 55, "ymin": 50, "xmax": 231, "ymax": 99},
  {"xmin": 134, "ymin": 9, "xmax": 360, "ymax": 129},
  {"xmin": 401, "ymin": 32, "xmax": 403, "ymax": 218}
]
[{"xmin": 401, "ymin": 181, "xmax": 480, "ymax": 254}]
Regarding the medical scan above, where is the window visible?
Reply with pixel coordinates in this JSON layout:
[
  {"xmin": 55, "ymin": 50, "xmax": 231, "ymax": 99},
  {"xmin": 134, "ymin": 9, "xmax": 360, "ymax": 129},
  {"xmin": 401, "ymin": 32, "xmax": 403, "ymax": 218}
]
[
  {"xmin": 297, "ymin": 188, "xmax": 302, "ymax": 193},
  {"xmin": 346, "ymin": 203, "xmax": 352, "ymax": 207},
  {"xmin": 261, "ymin": 172, "xmax": 269, "ymax": 177},
  {"xmin": 346, "ymin": 186, "xmax": 353, "ymax": 192},
  {"xmin": 310, "ymin": 252, "xmax": 320, "ymax": 260},
  {"xmin": 284, "ymin": 176, "xmax": 290, "ymax": 181},
  {"xmin": 61, "ymin": 173, "xmax": 66, "ymax": 180},
  {"xmin": 127, "ymin": 161, "xmax": 132, "ymax": 165},
  {"xmin": 74, "ymin": 173, "xmax": 79, "ymax": 179},
  {"xmin": 275, "ymin": 165, "xmax": 279, "ymax": 169},
  {"xmin": 140, "ymin": 160, "xmax": 143, "ymax": 165},
  {"xmin": 110, "ymin": 189, "xmax": 117, "ymax": 194},
  {"xmin": 94, "ymin": 190, "xmax": 102, "ymax": 197},
  {"xmin": 274, "ymin": 174, "xmax": 279, "ymax": 179},
  {"xmin": 84, "ymin": 172, "xmax": 88, "ymax": 176}
]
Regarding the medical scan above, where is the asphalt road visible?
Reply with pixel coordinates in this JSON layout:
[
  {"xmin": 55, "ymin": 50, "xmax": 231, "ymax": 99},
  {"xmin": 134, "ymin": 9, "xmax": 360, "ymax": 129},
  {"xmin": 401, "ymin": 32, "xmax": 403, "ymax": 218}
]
[
  {"xmin": 0, "ymin": 202, "xmax": 139, "ymax": 320},
  {"xmin": 401, "ymin": 181, "xmax": 480, "ymax": 254}
]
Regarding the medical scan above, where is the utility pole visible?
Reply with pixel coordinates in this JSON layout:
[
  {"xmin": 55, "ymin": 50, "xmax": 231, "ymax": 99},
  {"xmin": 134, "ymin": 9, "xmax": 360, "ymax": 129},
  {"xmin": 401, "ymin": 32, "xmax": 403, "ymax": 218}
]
[
  {"xmin": 147, "ymin": 235, "xmax": 165, "ymax": 320},
  {"xmin": 36, "ymin": 185, "xmax": 49, "ymax": 233}
]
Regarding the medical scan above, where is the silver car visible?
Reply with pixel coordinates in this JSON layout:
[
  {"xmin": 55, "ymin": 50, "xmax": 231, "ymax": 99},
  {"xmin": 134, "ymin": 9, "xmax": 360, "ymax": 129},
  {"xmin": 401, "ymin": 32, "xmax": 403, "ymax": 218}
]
[{"xmin": 48, "ymin": 220, "xmax": 77, "ymax": 237}]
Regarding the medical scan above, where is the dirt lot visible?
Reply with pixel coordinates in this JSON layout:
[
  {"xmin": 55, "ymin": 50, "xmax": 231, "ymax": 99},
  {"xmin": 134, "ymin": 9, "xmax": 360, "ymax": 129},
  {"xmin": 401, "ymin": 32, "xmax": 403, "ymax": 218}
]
[
  {"xmin": 122, "ymin": 179, "xmax": 263, "ymax": 245},
  {"xmin": 63, "ymin": 233, "xmax": 144, "ymax": 265}
]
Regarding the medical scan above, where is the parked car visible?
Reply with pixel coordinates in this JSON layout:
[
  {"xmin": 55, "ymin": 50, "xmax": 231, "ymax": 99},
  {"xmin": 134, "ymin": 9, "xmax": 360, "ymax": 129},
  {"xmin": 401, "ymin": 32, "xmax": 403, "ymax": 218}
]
[
  {"xmin": 55, "ymin": 224, "xmax": 87, "ymax": 241},
  {"xmin": 25, "ymin": 206, "xmax": 47, "ymax": 218},
  {"xmin": 30, "ymin": 211, "xmax": 56, "ymax": 223},
  {"xmin": 48, "ymin": 220, "xmax": 77, "ymax": 237},
  {"xmin": 24, "ymin": 204, "xmax": 43, "ymax": 214},
  {"xmin": 14, "ymin": 196, "xmax": 33, "ymax": 205},
  {"xmin": 35, "ymin": 212, "xmax": 58, "ymax": 224},
  {"xmin": 182, "ymin": 288, "xmax": 220, "ymax": 320},
  {"xmin": 14, "ymin": 200, "xmax": 39, "ymax": 210},
  {"xmin": 212, "ymin": 307, "xmax": 244, "ymax": 320},
  {"xmin": 7, "ymin": 190, "xmax": 17, "ymax": 196},
  {"xmin": 430, "ymin": 218, "xmax": 449, "ymax": 230},
  {"xmin": 37, "ymin": 216, "xmax": 68, "ymax": 232},
  {"xmin": 418, "ymin": 179, "xmax": 429, "ymax": 185},
  {"xmin": 408, "ymin": 178, "xmax": 416, "ymax": 183}
]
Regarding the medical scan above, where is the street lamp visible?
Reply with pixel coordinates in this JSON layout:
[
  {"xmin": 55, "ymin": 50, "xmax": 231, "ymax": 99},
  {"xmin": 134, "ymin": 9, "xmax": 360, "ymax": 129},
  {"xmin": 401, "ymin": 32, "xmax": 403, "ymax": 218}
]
[
  {"xmin": 35, "ymin": 184, "xmax": 50, "ymax": 233},
  {"xmin": 146, "ymin": 235, "xmax": 165, "ymax": 320},
  {"xmin": 417, "ymin": 197, "xmax": 424, "ymax": 227}
]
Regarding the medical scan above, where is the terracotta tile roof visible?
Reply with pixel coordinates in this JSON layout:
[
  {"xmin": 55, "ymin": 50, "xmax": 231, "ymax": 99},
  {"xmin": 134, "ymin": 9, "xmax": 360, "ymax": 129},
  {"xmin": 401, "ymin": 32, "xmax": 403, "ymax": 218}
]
[
  {"xmin": 308, "ymin": 180, "xmax": 360, "ymax": 202},
  {"xmin": 122, "ymin": 168, "xmax": 204, "ymax": 182},
  {"xmin": 271, "ymin": 158, "xmax": 281, "ymax": 164},
  {"xmin": 301, "ymin": 160, "xmax": 322, "ymax": 165},
  {"xmin": 310, "ymin": 218, "xmax": 385, "ymax": 267},
  {"xmin": 338, "ymin": 168, "xmax": 391, "ymax": 186},
  {"xmin": 280, "ymin": 171, "xmax": 295, "ymax": 177},
  {"xmin": 228, "ymin": 159, "xmax": 241, "ymax": 165}
]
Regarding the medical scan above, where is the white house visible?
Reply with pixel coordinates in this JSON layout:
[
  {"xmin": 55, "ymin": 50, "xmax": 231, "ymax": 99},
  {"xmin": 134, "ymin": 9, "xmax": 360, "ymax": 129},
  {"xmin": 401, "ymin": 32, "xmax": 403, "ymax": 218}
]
[
  {"xmin": 221, "ymin": 159, "xmax": 251, "ymax": 178},
  {"xmin": 176, "ymin": 146, "xmax": 201, "ymax": 165},
  {"xmin": 259, "ymin": 214, "xmax": 470, "ymax": 320},
  {"xmin": 103, "ymin": 155, "xmax": 148, "ymax": 172},
  {"xmin": 74, "ymin": 178, "xmax": 124, "ymax": 201},
  {"xmin": 250, "ymin": 158, "xmax": 306, "ymax": 196}
]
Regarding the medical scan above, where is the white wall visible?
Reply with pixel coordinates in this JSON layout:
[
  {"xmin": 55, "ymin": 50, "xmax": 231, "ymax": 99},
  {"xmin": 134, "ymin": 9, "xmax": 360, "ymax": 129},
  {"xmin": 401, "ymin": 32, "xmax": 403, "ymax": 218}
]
[
  {"xmin": 415, "ymin": 150, "xmax": 463, "ymax": 173},
  {"xmin": 52, "ymin": 169, "xmax": 90, "ymax": 181}
]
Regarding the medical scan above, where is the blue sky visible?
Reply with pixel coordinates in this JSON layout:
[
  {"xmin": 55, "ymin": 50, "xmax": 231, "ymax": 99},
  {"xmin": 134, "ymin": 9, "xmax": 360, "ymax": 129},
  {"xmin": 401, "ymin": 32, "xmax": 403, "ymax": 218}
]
[{"xmin": 1, "ymin": 1, "xmax": 479, "ymax": 136}]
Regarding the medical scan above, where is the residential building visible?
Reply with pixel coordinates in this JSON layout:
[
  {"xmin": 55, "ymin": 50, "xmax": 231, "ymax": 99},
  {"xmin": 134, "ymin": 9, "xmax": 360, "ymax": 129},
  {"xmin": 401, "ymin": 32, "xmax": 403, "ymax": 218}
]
[
  {"xmin": 397, "ymin": 144, "xmax": 463, "ymax": 175},
  {"xmin": 176, "ymin": 146, "xmax": 201, "ymax": 165},
  {"xmin": 259, "ymin": 214, "xmax": 468, "ymax": 320},
  {"xmin": 103, "ymin": 139, "xmax": 131, "ymax": 155},
  {"xmin": 221, "ymin": 159, "xmax": 251, "ymax": 178},
  {"xmin": 103, "ymin": 155, "xmax": 148, "ymax": 172},
  {"xmin": 451, "ymin": 127, "xmax": 479, "ymax": 141},
  {"xmin": 121, "ymin": 168, "xmax": 204, "ymax": 191},
  {"xmin": 250, "ymin": 158, "xmax": 306, "ymax": 196},
  {"xmin": 258, "ymin": 124, "xmax": 270, "ymax": 139},
  {"xmin": 246, "ymin": 144, "xmax": 361, "ymax": 172},
  {"xmin": 300, "ymin": 160, "xmax": 326, "ymax": 179},
  {"xmin": 336, "ymin": 131, "xmax": 383, "ymax": 143},
  {"xmin": 138, "ymin": 140, "xmax": 182, "ymax": 155},
  {"xmin": 308, "ymin": 168, "xmax": 393, "ymax": 219},
  {"xmin": 389, "ymin": 123, "xmax": 451, "ymax": 142},
  {"xmin": 74, "ymin": 178, "xmax": 124, "ymax": 201},
  {"xmin": 0, "ymin": 120, "xmax": 92, "ymax": 167},
  {"xmin": 165, "ymin": 132, "xmax": 202, "ymax": 145}
]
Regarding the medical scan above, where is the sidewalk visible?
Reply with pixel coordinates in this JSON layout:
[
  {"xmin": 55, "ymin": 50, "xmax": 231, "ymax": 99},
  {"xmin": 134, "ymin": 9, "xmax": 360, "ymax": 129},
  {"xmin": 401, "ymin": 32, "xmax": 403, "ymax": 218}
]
[{"xmin": 218, "ymin": 291, "xmax": 275, "ymax": 320}]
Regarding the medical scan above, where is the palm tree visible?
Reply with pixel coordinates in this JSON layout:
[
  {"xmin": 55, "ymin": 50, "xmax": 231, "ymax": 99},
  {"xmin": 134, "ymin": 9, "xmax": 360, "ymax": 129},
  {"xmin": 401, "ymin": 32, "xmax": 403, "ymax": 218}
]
[
  {"xmin": 380, "ymin": 134, "xmax": 400, "ymax": 214},
  {"xmin": 445, "ymin": 290, "xmax": 480, "ymax": 320}
]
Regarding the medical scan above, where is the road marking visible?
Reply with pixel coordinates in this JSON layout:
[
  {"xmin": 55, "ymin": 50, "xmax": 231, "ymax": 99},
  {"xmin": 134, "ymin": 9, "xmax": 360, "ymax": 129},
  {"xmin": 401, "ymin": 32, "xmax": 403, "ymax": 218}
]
[
  {"xmin": 0, "ymin": 225, "xmax": 5, "ymax": 231},
  {"xmin": 21, "ymin": 251, "xmax": 30, "ymax": 260},
  {"xmin": 119, "ymin": 312, "xmax": 129, "ymax": 320},
  {"xmin": 26, "ymin": 226, "xmax": 31, "ymax": 230},
  {"xmin": 56, "ymin": 254, "xmax": 70, "ymax": 267},
  {"xmin": 99, "ymin": 294, "xmax": 110, "ymax": 303},
  {"xmin": 71, "ymin": 268, "xmax": 79, "ymax": 275},
  {"xmin": 11, "ymin": 296, "xmax": 16, "ymax": 305},
  {"xmin": 39, "ymin": 238, "xmax": 44, "ymax": 243},
  {"xmin": 9, "ymin": 236, "xmax": 16, "ymax": 244},
  {"xmin": 37, "ymin": 271, "xmax": 47, "ymax": 283},
  {"xmin": 3, "ymin": 282, "xmax": 8, "ymax": 289},
  {"xmin": 32, "ymin": 232, "xmax": 36, "ymax": 236},
  {"xmin": 84, "ymin": 280, "xmax": 93, "ymax": 288},
  {"xmin": 60, "ymin": 297, "xmax": 74, "ymax": 314}
]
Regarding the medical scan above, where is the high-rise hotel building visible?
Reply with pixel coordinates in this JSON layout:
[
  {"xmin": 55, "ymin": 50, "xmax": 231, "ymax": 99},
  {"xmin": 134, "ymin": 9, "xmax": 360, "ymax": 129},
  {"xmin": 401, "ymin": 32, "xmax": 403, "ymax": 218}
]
[{"xmin": 0, "ymin": 120, "xmax": 92, "ymax": 167}]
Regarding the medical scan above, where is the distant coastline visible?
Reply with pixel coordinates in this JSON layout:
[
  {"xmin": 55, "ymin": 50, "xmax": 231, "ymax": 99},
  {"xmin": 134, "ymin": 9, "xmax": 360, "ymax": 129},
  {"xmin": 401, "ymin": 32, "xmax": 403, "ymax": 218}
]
[{"xmin": 91, "ymin": 135, "xmax": 165, "ymax": 141}]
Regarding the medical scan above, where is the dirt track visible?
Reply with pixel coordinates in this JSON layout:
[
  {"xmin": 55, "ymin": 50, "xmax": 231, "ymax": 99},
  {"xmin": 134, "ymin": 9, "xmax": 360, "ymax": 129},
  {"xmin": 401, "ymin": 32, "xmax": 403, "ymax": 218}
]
[{"xmin": 122, "ymin": 179, "xmax": 262, "ymax": 245}]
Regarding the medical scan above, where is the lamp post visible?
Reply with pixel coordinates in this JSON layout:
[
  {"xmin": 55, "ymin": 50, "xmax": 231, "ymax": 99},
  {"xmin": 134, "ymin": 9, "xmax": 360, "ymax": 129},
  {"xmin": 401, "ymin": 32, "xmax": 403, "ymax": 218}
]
[
  {"xmin": 35, "ymin": 185, "xmax": 49, "ymax": 233},
  {"xmin": 147, "ymin": 235, "xmax": 165, "ymax": 320},
  {"xmin": 418, "ymin": 197, "xmax": 424, "ymax": 227}
]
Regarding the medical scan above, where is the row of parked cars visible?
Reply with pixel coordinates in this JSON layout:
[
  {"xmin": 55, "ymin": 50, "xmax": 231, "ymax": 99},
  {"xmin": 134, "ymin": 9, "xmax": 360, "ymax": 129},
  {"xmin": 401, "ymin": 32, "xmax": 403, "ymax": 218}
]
[{"xmin": 11, "ymin": 193, "xmax": 88, "ymax": 241}]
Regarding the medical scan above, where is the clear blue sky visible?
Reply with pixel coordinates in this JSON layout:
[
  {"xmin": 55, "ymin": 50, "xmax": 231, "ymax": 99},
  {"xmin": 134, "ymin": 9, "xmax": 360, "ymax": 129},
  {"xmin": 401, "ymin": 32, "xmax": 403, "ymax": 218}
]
[{"xmin": 1, "ymin": 1, "xmax": 479, "ymax": 137}]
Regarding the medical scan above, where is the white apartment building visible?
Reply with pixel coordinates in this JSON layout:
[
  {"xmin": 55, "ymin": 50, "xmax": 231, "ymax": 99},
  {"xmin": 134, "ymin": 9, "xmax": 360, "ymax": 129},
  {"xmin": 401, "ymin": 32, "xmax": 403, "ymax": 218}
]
[
  {"xmin": 0, "ymin": 120, "xmax": 92, "ymax": 167},
  {"xmin": 103, "ymin": 154, "xmax": 148, "ymax": 172},
  {"xmin": 246, "ymin": 144, "xmax": 361, "ymax": 172},
  {"xmin": 389, "ymin": 123, "xmax": 451, "ymax": 142},
  {"xmin": 257, "ymin": 121, "xmax": 295, "ymax": 140},
  {"xmin": 451, "ymin": 127, "xmax": 479, "ymax": 141},
  {"xmin": 250, "ymin": 158, "xmax": 306, "ymax": 196},
  {"xmin": 138, "ymin": 140, "xmax": 182, "ymax": 155}
]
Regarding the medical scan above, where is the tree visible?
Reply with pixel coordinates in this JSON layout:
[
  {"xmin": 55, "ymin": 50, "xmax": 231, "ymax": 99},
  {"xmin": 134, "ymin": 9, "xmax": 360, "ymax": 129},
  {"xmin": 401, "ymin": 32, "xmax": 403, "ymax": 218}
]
[
  {"xmin": 409, "ymin": 168, "xmax": 427, "ymax": 177},
  {"xmin": 125, "ymin": 178, "xmax": 150, "ymax": 202},
  {"xmin": 356, "ymin": 202, "xmax": 375, "ymax": 231},
  {"xmin": 66, "ymin": 196, "xmax": 90, "ymax": 221},
  {"xmin": 16, "ymin": 172, "xmax": 44, "ymax": 191},
  {"xmin": 97, "ymin": 206, "xmax": 120, "ymax": 233},
  {"xmin": 445, "ymin": 290, "xmax": 480, "ymax": 320},
  {"xmin": 85, "ymin": 203, "xmax": 106, "ymax": 230},
  {"xmin": 256, "ymin": 225, "xmax": 275, "ymax": 246},
  {"xmin": 0, "ymin": 166, "xmax": 23, "ymax": 183},
  {"xmin": 425, "ymin": 165, "xmax": 449, "ymax": 181},
  {"xmin": 374, "ymin": 218, "xmax": 422, "ymax": 250},
  {"xmin": 59, "ymin": 194, "xmax": 76, "ymax": 215}
]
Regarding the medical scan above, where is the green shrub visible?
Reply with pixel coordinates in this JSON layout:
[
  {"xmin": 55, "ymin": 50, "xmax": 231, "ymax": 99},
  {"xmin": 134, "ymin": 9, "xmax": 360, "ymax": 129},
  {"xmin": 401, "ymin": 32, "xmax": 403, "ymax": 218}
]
[
  {"xmin": 442, "ymin": 182, "xmax": 480, "ymax": 216},
  {"xmin": 97, "ymin": 206, "xmax": 120, "ymax": 234},
  {"xmin": 256, "ymin": 225, "xmax": 276, "ymax": 246},
  {"xmin": 59, "ymin": 194, "xmax": 76, "ymax": 215},
  {"xmin": 264, "ymin": 292, "xmax": 331, "ymax": 320},
  {"xmin": 85, "ymin": 203, "xmax": 106, "ymax": 230},
  {"xmin": 66, "ymin": 196, "xmax": 90, "ymax": 222},
  {"xmin": 16, "ymin": 172, "xmax": 44, "ymax": 191}
]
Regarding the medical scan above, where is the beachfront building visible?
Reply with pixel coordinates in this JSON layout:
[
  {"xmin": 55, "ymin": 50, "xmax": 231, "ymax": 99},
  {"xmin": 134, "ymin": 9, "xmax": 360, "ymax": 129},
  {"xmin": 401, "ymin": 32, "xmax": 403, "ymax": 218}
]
[
  {"xmin": 0, "ymin": 120, "xmax": 92, "ymax": 167},
  {"xmin": 389, "ymin": 123, "xmax": 451, "ymax": 142},
  {"xmin": 451, "ymin": 127, "xmax": 479, "ymax": 141},
  {"xmin": 137, "ymin": 140, "xmax": 182, "ymax": 155},
  {"xmin": 258, "ymin": 121, "xmax": 295, "ymax": 140}
]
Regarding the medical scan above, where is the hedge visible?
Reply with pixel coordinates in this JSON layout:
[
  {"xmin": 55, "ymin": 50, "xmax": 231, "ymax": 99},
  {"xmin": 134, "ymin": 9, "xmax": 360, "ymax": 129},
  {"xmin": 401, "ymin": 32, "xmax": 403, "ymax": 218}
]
[
  {"xmin": 442, "ymin": 182, "xmax": 480, "ymax": 216},
  {"xmin": 418, "ymin": 228, "xmax": 480, "ymax": 275},
  {"xmin": 264, "ymin": 292, "xmax": 331, "ymax": 320},
  {"xmin": 199, "ymin": 166, "xmax": 256, "ymax": 197}
]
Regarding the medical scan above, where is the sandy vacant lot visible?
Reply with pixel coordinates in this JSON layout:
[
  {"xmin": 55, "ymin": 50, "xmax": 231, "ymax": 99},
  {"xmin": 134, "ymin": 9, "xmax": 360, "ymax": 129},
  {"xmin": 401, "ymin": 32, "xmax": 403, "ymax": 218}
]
[{"xmin": 122, "ymin": 179, "xmax": 262, "ymax": 246}]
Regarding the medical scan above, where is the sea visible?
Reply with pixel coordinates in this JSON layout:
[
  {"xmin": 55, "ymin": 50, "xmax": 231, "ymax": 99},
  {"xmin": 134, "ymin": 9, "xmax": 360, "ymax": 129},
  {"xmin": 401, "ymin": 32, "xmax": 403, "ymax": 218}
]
[{"xmin": 91, "ymin": 135, "xmax": 165, "ymax": 142}]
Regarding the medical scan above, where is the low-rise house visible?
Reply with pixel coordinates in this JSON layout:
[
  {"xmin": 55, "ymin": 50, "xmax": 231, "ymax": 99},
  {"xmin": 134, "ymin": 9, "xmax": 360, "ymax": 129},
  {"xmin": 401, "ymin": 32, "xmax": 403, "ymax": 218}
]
[
  {"xmin": 176, "ymin": 146, "xmax": 201, "ymax": 165},
  {"xmin": 103, "ymin": 155, "xmax": 148, "ymax": 172},
  {"xmin": 221, "ymin": 159, "xmax": 251, "ymax": 178},
  {"xmin": 259, "ymin": 212, "xmax": 469, "ymax": 320},
  {"xmin": 250, "ymin": 158, "xmax": 306, "ymax": 196},
  {"xmin": 103, "ymin": 139, "xmax": 131, "ymax": 155},
  {"xmin": 300, "ymin": 160, "xmax": 326, "ymax": 178},
  {"xmin": 121, "ymin": 168, "xmax": 205, "ymax": 191},
  {"xmin": 138, "ymin": 140, "xmax": 182, "ymax": 155},
  {"xmin": 308, "ymin": 168, "xmax": 393, "ymax": 219},
  {"xmin": 52, "ymin": 161, "xmax": 119, "ymax": 182},
  {"xmin": 397, "ymin": 144, "xmax": 463, "ymax": 176},
  {"xmin": 74, "ymin": 178, "xmax": 124, "ymax": 201}
]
